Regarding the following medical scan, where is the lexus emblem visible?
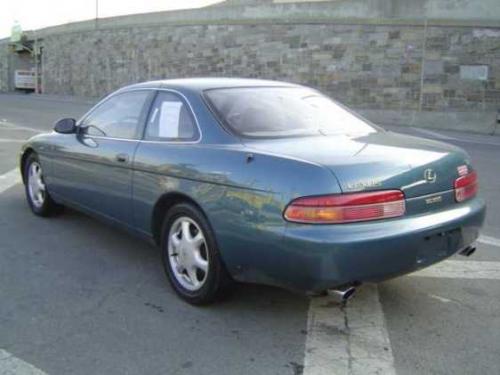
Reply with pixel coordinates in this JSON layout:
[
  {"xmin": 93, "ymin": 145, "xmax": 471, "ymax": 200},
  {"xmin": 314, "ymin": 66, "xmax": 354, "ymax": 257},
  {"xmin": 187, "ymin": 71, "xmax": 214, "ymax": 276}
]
[{"xmin": 424, "ymin": 169, "xmax": 437, "ymax": 183}]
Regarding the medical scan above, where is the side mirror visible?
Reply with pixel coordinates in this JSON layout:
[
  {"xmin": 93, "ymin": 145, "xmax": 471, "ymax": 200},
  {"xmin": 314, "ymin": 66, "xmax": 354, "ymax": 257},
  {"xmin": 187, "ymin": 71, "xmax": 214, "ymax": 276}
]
[{"xmin": 54, "ymin": 118, "xmax": 77, "ymax": 134}]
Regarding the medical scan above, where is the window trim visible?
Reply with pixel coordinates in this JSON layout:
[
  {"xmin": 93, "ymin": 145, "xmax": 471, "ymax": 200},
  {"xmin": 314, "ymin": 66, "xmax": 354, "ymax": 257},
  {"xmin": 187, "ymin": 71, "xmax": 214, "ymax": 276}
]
[
  {"xmin": 141, "ymin": 90, "xmax": 201, "ymax": 143},
  {"xmin": 77, "ymin": 87, "xmax": 202, "ymax": 144},
  {"xmin": 78, "ymin": 90, "xmax": 154, "ymax": 141}
]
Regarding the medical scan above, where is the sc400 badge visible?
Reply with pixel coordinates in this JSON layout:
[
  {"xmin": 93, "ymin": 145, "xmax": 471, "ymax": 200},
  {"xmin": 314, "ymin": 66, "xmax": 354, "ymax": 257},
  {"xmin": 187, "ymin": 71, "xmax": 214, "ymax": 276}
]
[
  {"xmin": 425, "ymin": 195, "xmax": 443, "ymax": 204},
  {"xmin": 346, "ymin": 179, "xmax": 383, "ymax": 190}
]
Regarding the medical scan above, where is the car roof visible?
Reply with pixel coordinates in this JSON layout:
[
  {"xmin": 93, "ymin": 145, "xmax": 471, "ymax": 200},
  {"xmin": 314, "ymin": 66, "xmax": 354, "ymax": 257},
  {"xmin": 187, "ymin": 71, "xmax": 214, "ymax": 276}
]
[{"xmin": 120, "ymin": 77, "xmax": 302, "ymax": 93}]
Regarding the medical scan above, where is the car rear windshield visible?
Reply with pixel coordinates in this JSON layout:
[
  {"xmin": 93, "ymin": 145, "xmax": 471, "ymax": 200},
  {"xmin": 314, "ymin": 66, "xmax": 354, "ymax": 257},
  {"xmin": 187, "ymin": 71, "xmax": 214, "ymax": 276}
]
[{"xmin": 204, "ymin": 87, "xmax": 378, "ymax": 138}]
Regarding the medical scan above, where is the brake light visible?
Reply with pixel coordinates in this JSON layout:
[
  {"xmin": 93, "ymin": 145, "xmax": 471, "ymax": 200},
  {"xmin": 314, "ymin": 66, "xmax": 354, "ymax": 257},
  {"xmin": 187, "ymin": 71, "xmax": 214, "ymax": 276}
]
[
  {"xmin": 454, "ymin": 171, "xmax": 478, "ymax": 202},
  {"xmin": 284, "ymin": 190, "xmax": 405, "ymax": 224}
]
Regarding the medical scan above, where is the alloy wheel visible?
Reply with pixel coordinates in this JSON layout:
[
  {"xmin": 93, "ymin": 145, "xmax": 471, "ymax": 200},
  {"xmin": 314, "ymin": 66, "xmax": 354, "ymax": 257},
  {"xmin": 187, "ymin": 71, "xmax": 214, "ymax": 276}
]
[
  {"xmin": 168, "ymin": 216, "xmax": 209, "ymax": 291},
  {"xmin": 27, "ymin": 162, "xmax": 46, "ymax": 208}
]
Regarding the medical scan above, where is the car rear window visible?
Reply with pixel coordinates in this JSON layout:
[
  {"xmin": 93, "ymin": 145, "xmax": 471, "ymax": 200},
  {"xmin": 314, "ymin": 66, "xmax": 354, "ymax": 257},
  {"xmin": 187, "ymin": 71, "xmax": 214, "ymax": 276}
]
[{"xmin": 204, "ymin": 87, "xmax": 378, "ymax": 138}]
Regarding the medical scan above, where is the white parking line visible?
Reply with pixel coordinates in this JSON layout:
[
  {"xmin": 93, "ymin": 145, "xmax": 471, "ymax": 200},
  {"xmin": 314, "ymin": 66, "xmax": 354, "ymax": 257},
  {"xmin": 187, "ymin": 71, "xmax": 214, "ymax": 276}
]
[
  {"xmin": 410, "ymin": 260, "xmax": 500, "ymax": 280},
  {"xmin": 478, "ymin": 235, "xmax": 500, "ymax": 248},
  {"xmin": 0, "ymin": 138, "xmax": 27, "ymax": 143},
  {"xmin": 0, "ymin": 349, "xmax": 48, "ymax": 374},
  {"xmin": 428, "ymin": 294, "xmax": 454, "ymax": 304},
  {"xmin": 304, "ymin": 284, "xmax": 395, "ymax": 375},
  {"xmin": 0, "ymin": 169, "xmax": 22, "ymax": 194},
  {"xmin": 0, "ymin": 122, "xmax": 41, "ymax": 133},
  {"xmin": 305, "ymin": 259, "xmax": 500, "ymax": 374}
]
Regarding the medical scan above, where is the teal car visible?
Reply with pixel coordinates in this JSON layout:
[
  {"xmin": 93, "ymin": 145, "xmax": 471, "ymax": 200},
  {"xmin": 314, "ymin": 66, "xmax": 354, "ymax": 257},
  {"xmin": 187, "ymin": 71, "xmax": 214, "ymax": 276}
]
[{"xmin": 20, "ymin": 78, "xmax": 486, "ymax": 304}]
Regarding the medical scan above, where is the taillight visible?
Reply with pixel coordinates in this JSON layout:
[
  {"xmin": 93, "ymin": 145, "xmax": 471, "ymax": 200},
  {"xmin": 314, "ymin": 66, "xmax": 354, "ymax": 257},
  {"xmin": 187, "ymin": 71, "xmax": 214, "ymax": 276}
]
[
  {"xmin": 454, "ymin": 170, "xmax": 478, "ymax": 202},
  {"xmin": 283, "ymin": 190, "xmax": 405, "ymax": 224}
]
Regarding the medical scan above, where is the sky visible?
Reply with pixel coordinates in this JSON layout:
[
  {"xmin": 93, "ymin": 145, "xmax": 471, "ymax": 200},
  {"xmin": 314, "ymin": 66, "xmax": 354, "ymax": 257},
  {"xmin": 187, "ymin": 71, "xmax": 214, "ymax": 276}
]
[{"xmin": 0, "ymin": 0, "xmax": 224, "ymax": 39}]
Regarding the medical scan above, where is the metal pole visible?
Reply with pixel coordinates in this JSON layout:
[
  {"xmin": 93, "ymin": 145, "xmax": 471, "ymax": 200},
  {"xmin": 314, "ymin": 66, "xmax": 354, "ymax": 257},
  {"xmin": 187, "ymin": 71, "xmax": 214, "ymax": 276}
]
[
  {"xmin": 95, "ymin": 0, "xmax": 98, "ymax": 29},
  {"xmin": 33, "ymin": 36, "xmax": 38, "ymax": 94},
  {"xmin": 418, "ymin": 18, "xmax": 428, "ymax": 113}
]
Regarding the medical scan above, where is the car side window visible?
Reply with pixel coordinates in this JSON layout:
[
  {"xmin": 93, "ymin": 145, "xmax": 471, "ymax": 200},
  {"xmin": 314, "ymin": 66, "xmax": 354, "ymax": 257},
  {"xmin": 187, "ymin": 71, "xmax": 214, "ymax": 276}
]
[
  {"xmin": 144, "ymin": 91, "xmax": 199, "ymax": 141},
  {"xmin": 81, "ymin": 91, "xmax": 150, "ymax": 139}
]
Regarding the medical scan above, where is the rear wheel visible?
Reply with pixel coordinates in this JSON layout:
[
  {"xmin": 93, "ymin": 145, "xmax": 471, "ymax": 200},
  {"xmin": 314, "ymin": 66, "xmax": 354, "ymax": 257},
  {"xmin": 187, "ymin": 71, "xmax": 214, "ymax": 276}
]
[
  {"xmin": 24, "ymin": 153, "xmax": 63, "ymax": 216},
  {"xmin": 161, "ymin": 203, "xmax": 232, "ymax": 304}
]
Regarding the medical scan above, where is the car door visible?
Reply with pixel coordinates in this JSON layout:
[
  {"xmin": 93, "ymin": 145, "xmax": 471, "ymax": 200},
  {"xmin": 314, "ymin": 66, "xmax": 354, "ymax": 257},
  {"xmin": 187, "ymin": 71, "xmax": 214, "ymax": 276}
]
[
  {"xmin": 51, "ymin": 90, "xmax": 154, "ymax": 226},
  {"xmin": 132, "ymin": 90, "xmax": 201, "ymax": 234}
]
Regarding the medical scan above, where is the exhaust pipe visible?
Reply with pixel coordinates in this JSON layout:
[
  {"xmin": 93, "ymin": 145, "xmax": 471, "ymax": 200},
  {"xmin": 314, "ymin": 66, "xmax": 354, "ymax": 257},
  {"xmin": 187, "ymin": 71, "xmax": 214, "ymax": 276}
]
[
  {"xmin": 327, "ymin": 285, "xmax": 356, "ymax": 304},
  {"xmin": 459, "ymin": 246, "xmax": 476, "ymax": 257}
]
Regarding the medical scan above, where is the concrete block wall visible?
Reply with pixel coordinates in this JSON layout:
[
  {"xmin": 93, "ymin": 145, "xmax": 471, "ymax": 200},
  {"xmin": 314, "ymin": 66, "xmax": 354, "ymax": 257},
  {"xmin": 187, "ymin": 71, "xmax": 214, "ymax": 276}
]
[
  {"xmin": 40, "ymin": 22, "xmax": 500, "ymax": 113},
  {"xmin": 0, "ymin": 43, "xmax": 9, "ymax": 92}
]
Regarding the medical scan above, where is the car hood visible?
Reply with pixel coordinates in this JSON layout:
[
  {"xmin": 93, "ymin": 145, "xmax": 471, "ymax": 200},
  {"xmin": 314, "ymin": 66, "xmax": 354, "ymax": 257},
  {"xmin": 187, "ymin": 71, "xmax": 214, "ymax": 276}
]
[{"xmin": 243, "ymin": 131, "xmax": 471, "ymax": 198}]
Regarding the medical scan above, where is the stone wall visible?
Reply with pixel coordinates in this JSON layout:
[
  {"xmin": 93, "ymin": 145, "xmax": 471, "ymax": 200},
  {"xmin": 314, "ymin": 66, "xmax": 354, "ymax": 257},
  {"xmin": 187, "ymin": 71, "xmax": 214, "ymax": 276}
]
[
  {"xmin": 40, "ymin": 22, "xmax": 500, "ymax": 112},
  {"xmin": 0, "ymin": 42, "xmax": 9, "ymax": 92}
]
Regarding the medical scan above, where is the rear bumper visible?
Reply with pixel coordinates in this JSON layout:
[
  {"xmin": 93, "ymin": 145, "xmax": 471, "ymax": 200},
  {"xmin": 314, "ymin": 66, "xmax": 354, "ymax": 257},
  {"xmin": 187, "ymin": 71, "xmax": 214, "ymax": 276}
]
[{"xmin": 275, "ymin": 197, "xmax": 486, "ymax": 292}]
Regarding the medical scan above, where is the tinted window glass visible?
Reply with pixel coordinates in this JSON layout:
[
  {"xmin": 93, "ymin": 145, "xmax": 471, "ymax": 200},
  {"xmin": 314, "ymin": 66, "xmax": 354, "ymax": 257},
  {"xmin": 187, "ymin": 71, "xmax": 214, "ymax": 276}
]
[
  {"xmin": 82, "ymin": 91, "xmax": 149, "ymax": 139},
  {"xmin": 205, "ymin": 87, "xmax": 377, "ymax": 138},
  {"xmin": 145, "ymin": 92, "xmax": 198, "ymax": 141}
]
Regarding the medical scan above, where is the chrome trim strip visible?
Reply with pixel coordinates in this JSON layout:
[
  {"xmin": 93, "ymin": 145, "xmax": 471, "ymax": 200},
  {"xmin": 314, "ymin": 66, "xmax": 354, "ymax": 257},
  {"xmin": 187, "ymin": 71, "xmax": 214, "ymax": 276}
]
[
  {"xmin": 405, "ymin": 189, "xmax": 454, "ymax": 201},
  {"xmin": 80, "ymin": 135, "xmax": 138, "ymax": 142}
]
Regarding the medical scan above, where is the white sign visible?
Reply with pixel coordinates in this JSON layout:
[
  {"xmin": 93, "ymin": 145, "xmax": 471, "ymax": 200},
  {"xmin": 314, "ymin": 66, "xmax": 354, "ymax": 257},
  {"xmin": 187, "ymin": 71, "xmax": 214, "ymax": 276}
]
[
  {"xmin": 460, "ymin": 65, "xmax": 489, "ymax": 81},
  {"xmin": 159, "ymin": 101, "xmax": 183, "ymax": 138},
  {"xmin": 14, "ymin": 70, "xmax": 35, "ymax": 89}
]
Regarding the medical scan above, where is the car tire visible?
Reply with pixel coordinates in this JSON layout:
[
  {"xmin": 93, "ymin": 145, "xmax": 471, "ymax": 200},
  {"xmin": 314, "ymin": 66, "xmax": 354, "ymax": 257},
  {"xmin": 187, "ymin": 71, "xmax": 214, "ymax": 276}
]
[
  {"xmin": 161, "ymin": 202, "xmax": 233, "ymax": 305},
  {"xmin": 24, "ymin": 153, "xmax": 63, "ymax": 217}
]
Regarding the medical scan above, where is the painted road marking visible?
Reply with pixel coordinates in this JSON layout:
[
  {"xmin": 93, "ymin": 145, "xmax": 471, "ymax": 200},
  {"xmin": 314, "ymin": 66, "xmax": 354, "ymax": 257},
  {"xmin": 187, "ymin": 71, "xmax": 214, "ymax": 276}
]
[
  {"xmin": 478, "ymin": 235, "xmax": 500, "ymax": 248},
  {"xmin": 0, "ymin": 349, "xmax": 48, "ymax": 374},
  {"xmin": 304, "ymin": 284, "xmax": 395, "ymax": 375},
  {"xmin": 428, "ymin": 294, "xmax": 454, "ymax": 304},
  {"xmin": 0, "ymin": 122, "xmax": 41, "ymax": 133},
  {"xmin": 411, "ymin": 260, "xmax": 500, "ymax": 280},
  {"xmin": 0, "ymin": 138, "xmax": 27, "ymax": 143},
  {"xmin": 304, "ymin": 259, "xmax": 500, "ymax": 374},
  {"xmin": 0, "ymin": 169, "xmax": 21, "ymax": 195}
]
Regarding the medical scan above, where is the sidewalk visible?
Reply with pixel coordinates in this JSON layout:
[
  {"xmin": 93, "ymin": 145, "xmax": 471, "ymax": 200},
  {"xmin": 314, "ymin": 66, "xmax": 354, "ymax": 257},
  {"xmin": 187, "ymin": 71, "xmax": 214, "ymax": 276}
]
[
  {"xmin": 2, "ymin": 91, "xmax": 499, "ymax": 137},
  {"xmin": 0, "ymin": 92, "xmax": 97, "ymax": 106},
  {"xmin": 359, "ymin": 108, "xmax": 500, "ymax": 136}
]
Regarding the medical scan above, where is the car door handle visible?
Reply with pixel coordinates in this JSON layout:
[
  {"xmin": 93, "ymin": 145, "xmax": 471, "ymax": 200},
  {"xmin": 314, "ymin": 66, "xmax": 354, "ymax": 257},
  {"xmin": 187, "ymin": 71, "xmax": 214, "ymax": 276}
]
[{"xmin": 115, "ymin": 153, "xmax": 129, "ymax": 163}]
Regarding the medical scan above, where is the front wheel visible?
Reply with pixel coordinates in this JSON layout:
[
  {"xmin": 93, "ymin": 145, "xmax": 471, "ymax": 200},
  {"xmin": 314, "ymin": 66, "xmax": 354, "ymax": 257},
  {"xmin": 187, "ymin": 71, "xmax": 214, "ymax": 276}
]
[
  {"xmin": 24, "ymin": 153, "xmax": 63, "ymax": 216},
  {"xmin": 161, "ymin": 203, "xmax": 232, "ymax": 305}
]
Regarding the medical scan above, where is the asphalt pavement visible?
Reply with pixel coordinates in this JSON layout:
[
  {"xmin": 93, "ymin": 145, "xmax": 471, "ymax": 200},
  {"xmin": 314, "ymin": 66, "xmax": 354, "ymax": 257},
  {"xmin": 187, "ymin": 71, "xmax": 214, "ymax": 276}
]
[{"xmin": 0, "ymin": 93, "xmax": 499, "ymax": 375}]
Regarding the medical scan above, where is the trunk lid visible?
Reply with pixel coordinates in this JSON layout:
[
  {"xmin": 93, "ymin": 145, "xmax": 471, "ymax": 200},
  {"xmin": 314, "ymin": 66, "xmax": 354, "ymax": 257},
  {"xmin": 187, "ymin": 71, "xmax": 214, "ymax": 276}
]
[{"xmin": 243, "ymin": 131, "xmax": 470, "ymax": 199}]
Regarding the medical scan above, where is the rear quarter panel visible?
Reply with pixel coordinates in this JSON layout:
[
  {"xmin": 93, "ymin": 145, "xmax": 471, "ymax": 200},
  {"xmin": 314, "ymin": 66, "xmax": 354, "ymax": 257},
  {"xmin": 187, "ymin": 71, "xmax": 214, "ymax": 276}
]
[{"xmin": 132, "ymin": 142, "xmax": 340, "ymax": 282}]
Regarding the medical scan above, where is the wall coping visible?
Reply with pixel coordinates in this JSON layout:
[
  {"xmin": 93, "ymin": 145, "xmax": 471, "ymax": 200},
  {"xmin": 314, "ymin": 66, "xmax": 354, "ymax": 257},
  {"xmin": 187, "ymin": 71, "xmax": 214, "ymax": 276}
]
[{"xmin": 1, "ymin": 2, "xmax": 500, "ymax": 43}]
